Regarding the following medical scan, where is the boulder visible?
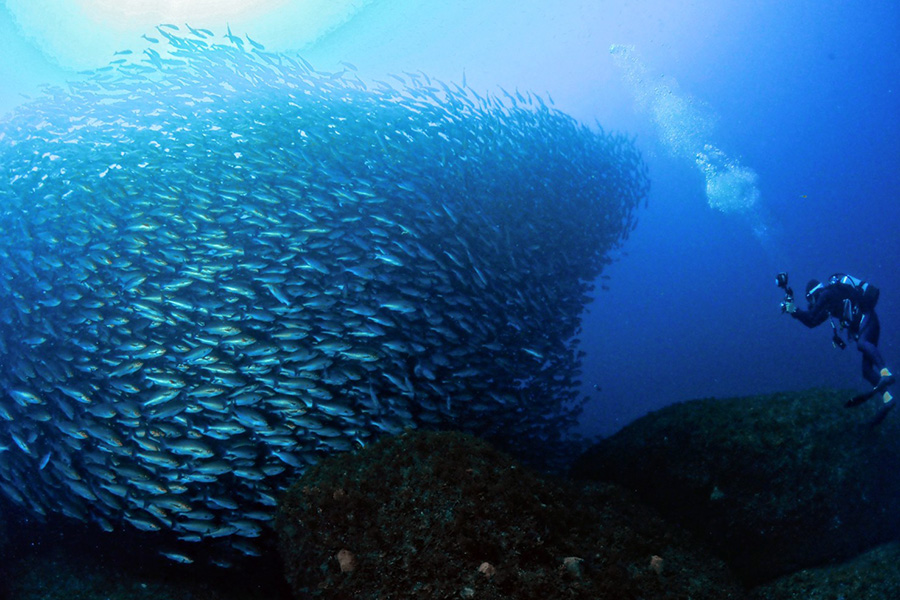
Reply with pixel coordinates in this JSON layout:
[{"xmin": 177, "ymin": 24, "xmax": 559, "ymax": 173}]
[
  {"xmin": 573, "ymin": 388, "xmax": 900, "ymax": 582},
  {"xmin": 277, "ymin": 430, "xmax": 742, "ymax": 599}
]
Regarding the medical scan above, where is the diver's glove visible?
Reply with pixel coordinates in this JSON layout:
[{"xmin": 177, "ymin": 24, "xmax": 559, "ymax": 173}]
[{"xmin": 781, "ymin": 300, "xmax": 797, "ymax": 314}]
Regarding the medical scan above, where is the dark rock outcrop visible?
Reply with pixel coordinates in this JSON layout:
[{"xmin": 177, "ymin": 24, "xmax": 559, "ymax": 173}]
[
  {"xmin": 277, "ymin": 430, "xmax": 742, "ymax": 599},
  {"xmin": 573, "ymin": 388, "xmax": 900, "ymax": 583},
  {"xmin": 750, "ymin": 541, "xmax": 900, "ymax": 599}
]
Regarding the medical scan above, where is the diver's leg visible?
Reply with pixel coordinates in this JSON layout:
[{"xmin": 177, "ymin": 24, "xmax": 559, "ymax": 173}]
[
  {"xmin": 857, "ymin": 312, "xmax": 889, "ymax": 387},
  {"xmin": 860, "ymin": 354, "xmax": 879, "ymax": 387},
  {"xmin": 846, "ymin": 312, "xmax": 892, "ymax": 408},
  {"xmin": 854, "ymin": 311, "xmax": 896, "ymax": 425}
]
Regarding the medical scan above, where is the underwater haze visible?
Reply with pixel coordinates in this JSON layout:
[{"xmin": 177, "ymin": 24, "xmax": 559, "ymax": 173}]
[{"xmin": 0, "ymin": 0, "xmax": 899, "ymax": 579}]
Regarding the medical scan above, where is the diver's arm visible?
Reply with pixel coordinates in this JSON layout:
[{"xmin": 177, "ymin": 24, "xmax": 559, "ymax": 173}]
[{"xmin": 791, "ymin": 289, "xmax": 834, "ymax": 328}]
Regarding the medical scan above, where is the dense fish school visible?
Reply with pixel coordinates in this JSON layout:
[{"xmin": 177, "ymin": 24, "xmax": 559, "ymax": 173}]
[{"xmin": 0, "ymin": 26, "xmax": 648, "ymax": 563}]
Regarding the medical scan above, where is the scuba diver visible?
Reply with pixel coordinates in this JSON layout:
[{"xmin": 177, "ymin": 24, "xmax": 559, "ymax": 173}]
[{"xmin": 779, "ymin": 272, "xmax": 896, "ymax": 426}]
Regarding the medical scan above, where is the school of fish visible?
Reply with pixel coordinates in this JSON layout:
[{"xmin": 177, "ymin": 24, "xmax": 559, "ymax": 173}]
[{"xmin": 0, "ymin": 25, "xmax": 648, "ymax": 564}]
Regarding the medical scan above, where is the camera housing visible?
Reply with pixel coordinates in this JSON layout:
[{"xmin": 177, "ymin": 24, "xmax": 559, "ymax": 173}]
[
  {"xmin": 777, "ymin": 272, "xmax": 793, "ymax": 299},
  {"xmin": 777, "ymin": 272, "xmax": 795, "ymax": 313}
]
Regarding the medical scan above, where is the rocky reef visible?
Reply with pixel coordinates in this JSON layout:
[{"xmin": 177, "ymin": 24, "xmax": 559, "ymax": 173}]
[
  {"xmin": 5, "ymin": 390, "xmax": 900, "ymax": 599},
  {"xmin": 573, "ymin": 388, "xmax": 900, "ymax": 583}
]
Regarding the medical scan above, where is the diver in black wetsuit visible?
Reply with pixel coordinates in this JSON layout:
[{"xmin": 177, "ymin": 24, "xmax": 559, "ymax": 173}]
[{"xmin": 782, "ymin": 273, "xmax": 896, "ymax": 425}]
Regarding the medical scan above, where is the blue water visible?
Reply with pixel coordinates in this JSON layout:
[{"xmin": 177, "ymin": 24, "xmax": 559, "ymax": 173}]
[
  {"xmin": 578, "ymin": 1, "xmax": 900, "ymax": 435},
  {"xmin": 0, "ymin": 0, "xmax": 897, "ymax": 440}
]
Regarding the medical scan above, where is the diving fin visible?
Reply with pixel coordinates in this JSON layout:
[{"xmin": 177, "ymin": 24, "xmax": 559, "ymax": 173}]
[
  {"xmin": 869, "ymin": 393, "xmax": 895, "ymax": 427},
  {"xmin": 847, "ymin": 369, "xmax": 895, "ymax": 408},
  {"xmin": 846, "ymin": 389, "xmax": 875, "ymax": 408}
]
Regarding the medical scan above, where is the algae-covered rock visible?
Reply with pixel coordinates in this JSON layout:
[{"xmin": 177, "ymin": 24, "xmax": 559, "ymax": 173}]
[
  {"xmin": 276, "ymin": 430, "xmax": 743, "ymax": 599},
  {"xmin": 572, "ymin": 388, "xmax": 900, "ymax": 583}
]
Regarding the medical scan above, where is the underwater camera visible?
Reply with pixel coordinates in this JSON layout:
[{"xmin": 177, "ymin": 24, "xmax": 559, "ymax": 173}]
[{"xmin": 776, "ymin": 271, "xmax": 794, "ymax": 312}]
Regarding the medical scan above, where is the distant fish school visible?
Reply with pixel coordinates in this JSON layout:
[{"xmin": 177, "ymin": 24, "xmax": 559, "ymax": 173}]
[{"xmin": 0, "ymin": 25, "xmax": 648, "ymax": 563}]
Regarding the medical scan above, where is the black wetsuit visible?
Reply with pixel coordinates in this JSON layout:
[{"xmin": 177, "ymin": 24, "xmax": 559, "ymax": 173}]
[{"xmin": 792, "ymin": 285, "xmax": 885, "ymax": 387}]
